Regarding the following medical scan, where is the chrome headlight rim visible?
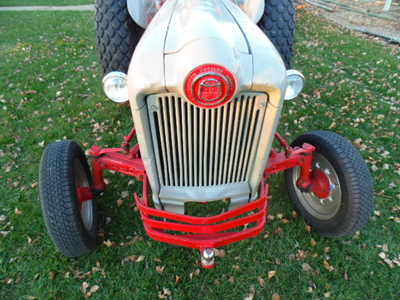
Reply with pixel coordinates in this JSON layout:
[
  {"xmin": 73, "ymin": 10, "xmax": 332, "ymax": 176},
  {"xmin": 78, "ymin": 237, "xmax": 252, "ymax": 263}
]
[
  {"xmin": 285, "ymin": 69, "xmax": 305, "ymax": 101},
  {"xmin": 102, "ymin": 71, "xmax": 129, "ymax": 103}
]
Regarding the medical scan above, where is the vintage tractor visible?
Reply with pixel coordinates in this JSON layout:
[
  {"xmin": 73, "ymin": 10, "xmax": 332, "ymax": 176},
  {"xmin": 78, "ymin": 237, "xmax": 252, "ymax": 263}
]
[{"xmin": 39, "ymin": 0, "xmax": 374, "ymax": 268}]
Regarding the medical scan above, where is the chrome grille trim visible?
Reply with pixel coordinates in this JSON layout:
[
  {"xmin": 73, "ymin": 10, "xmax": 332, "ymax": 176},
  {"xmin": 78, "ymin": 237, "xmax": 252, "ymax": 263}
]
[{"xmin": 147, "ymin": 93, "xmax": 268, "ymax": 187}]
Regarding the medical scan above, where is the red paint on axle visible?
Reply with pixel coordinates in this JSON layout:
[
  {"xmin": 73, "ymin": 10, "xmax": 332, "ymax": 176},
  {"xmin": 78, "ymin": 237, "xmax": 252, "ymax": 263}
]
[
  {"xmin": 309, "ymin": 169, "xmax": 331, "ymax": 199},
  {"xmin": 88, "ymin": 129, "xmax": 318, "ymax": 256},
  {"xmin": 76, "ymin": 186, "xmax": 93, "ymax": 204}
]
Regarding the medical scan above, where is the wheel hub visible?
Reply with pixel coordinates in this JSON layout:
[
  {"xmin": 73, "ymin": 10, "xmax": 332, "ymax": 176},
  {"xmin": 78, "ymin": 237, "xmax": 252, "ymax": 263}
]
[
  {"xmin": 292, "ymin": 153, "xmax": 342, "ymax": 220},
  {"xmin": 309, "ymin": 168, "xmax": 331, "ymax": 199},
  {"xmin": 74, "ymin": 159, "xmax": 95, "ymax": 232}
]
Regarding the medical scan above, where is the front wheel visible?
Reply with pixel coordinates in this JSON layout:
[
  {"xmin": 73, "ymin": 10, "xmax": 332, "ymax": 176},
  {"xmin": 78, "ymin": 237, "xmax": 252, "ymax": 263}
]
[
  {"xmin": 39, "ymin": 140, "xmax": 99, "ymax": 257},
  {"xmin": 285, "ymin": 131, "xmax": 374, "ymax": 237}
]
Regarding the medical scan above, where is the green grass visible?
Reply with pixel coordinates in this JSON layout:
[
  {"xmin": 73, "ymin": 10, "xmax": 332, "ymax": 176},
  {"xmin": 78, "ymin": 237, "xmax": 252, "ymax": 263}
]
[
  {"xmin": 0, "ymin": 0, "xmax": 93, "ymax": 7},
  {"xmin": 1, "ymin": 9, "xmax": 400, "ymax": 300}
]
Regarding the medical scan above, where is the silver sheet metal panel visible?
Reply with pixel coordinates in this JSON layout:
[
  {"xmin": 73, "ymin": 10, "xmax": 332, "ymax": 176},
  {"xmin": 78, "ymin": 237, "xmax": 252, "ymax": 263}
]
[{"xmin": 147, "ymin": 92, "xmax": 268, "ymax": 189}]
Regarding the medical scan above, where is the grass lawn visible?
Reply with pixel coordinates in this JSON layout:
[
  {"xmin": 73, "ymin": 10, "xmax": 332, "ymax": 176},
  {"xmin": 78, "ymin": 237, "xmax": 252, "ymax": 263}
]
[
  {"xmin": 1, "ymin": 8, "xmax": 399, "ymax": 300},
  {"xmin": 0, "ymin": 0, "xmax": 93, "ymax": 7}
]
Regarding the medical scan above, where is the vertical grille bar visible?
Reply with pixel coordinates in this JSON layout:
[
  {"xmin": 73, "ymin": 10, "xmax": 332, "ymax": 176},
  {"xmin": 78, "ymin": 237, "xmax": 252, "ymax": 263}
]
[
  {"xmin": 147, "ymin": 93, "xmax": 267, "ymax": 187},
  {"xmin": 174, "ymin": 97, "xmax": 184, "ymax": 186},
  {"xmin": 218, "ymin": 105, "xmax": 229, "ymax": 185},
  {"xmin": 180, "ymin": 99, "xmax": 188, "ymax": 186},
  {"xmin": 188, "ymin": 103, "xmax": 193, "ymax": 186}
]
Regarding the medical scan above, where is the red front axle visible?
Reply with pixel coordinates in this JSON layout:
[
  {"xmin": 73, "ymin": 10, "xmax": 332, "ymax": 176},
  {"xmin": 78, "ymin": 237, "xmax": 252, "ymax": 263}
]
[{"xmin": 88, "ymin": 129, "xmax": 328, "ymax": 267}]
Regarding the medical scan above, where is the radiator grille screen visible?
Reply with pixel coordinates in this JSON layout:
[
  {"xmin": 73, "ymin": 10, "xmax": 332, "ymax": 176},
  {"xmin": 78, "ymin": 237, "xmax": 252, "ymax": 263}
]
[{"xmin": 147, "ymin": 93, "xmax": 268, "ymax": 187}]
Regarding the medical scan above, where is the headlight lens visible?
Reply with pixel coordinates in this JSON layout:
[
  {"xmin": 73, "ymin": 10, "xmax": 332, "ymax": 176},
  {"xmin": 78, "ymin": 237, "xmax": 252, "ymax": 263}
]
[
  {"xmin": 285, "ymin": 70, "xmax": 305, "ymax": 100},
  {"xmin": 102, "ymin": 72, "xmax": 129, "ymax": 103}
]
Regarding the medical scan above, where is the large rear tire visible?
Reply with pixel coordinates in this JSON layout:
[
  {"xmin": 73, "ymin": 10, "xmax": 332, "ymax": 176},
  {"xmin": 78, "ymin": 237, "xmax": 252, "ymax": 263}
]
[
  {"xmin": 258, "ymin": 0, "xmax": 296, "ymax": 68},
  {"xmin": 95, "ymin": 0, "xmax": 144, "ymax": 74},
  {"xmin": 95, "ymin": 0, "xmax": 296, "ymax": 73}
]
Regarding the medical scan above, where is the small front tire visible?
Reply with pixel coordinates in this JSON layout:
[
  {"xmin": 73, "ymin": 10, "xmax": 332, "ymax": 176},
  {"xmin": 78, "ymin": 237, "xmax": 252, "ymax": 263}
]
[
  {"xmin": 285, "ymin": 131, "xmax": 374, "ymax": 237},
  {"xmin": 39, "ymin": 140, "xmax": 98, "ymax": 257}
]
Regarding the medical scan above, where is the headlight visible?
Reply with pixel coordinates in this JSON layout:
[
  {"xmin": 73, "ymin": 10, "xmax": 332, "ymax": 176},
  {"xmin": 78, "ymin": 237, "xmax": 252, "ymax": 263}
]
[
  {"xmin": 102, "ymin": 72, "xmax": 129, "ymax": 103},
  {"xmin": 284, "ymin": 70, "xmax": 305, "ymax": 100}
]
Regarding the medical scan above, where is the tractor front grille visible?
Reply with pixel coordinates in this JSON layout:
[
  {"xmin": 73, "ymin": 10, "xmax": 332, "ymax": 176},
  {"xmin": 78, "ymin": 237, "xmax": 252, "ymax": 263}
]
[{"xmin": 147, "ymin": 93, "xmax": 268, "ymax": 187}]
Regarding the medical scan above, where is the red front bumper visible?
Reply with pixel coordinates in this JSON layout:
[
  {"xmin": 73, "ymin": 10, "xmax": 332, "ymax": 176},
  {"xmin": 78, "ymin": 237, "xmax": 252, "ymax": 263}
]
[
  {"xmin": 89, "ymin": 130, "xmax": 316, "ymax": 253},
  {"xmin": 134, "ymin": 177, "xmax": 268, "ymax": 250}
]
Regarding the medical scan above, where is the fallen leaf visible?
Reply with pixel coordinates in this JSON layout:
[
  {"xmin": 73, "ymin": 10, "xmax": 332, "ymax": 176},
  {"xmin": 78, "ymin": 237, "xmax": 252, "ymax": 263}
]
[
  {"xmin": 136, "ymin": 255, "xmax": 145, "ymax": 262},
  {"xmin": 22, "ymin": 90, "xmax": 37, "ymax": 95},
  {"xmin": 89, "ymin": 285, "xmax": 100, "ymax": 294},
  {"xmin": 122, "ymin": 255, "xmax": 137, "ymax": 264},
  {"xmin": 272, "ymin": 293, "xmax": 280, "ymax": 300},
  {"xmin": 81, "ymin": 282, "xmax": 89, "ymax": 293},
  {"xmin": 324, "ymin": 292, "xmax": 331, "ymax": 298},
  {"xmin": 175, "ymin": 275, "xmax": 181, "ymax": 283},
  {"xmin": 14, "ymin": 208, "xmax": 23, "ymax": 215},
  {"xmin": 243, "ymin": 285, "xmax": 256, "ymax": 300},
  {"xmin": 257, "ymin": 276, "xmax": 265, "ymax": 287},
  {"xmin": 158, "ymin": 288, "xmax": 171, "ymax": 299},
  {"xmin": 323, "ymin": 260, "xmax": 335, "ymax": 272},
  {"xmin": 103, "ymin": 240, "xmax": 113, "ymax": 247},
  {"xmin": 302, "ymin": 263, "xmax": 313, "ymax": 272},
  {"xmin": 49, "ymin": 271, "xmax": 57, "ymax": 280},
  {"xmin": 215, "ymin": 249, "xmax": 226, "ymax": 258},
  {"xmin": 344, "ymin": 272, "xmax": 349, "ymax": 280},
  {"xmin": 268, "ymin": 270, "xmax": 277, "ymax": 280},
  {"xmin": 156, "ymin": 266, "xmax": 166, "ymax": 274}
]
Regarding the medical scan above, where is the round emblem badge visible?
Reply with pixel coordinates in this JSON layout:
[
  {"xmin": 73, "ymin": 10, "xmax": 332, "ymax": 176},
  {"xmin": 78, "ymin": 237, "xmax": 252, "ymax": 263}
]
[{"xmin": 184, "ymin": 64, "xmax": 237, "ymax": 108}]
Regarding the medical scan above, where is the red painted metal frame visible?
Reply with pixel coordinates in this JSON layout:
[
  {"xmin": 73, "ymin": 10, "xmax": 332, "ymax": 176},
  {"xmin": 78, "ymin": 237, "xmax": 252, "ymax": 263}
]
[{"xmin": 88, "ymin": 129, "xmax": 321, "ymax": 251}]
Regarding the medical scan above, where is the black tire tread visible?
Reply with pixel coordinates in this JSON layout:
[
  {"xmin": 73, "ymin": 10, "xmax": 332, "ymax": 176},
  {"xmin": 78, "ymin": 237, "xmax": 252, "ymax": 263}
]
[
  {"xmin": 39, "ymin": 140, "xmax": 97, "ymax": 257},
  {"xmin": 285, "ymin": 130, "xmax": 374, "ymax": 237},
  {"xmin": 96, "ymin": 0, "xmax": 144, "ymax": 74},
  {"xmin": 258, "ymin": 0, "xmax": 296, "ymax": 68}
]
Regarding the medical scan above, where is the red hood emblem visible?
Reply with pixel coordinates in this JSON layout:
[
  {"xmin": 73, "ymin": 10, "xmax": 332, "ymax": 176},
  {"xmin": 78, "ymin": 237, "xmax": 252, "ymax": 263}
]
[
  {"xmin": 198, "ymin": 78, "xmax": 223, "ymax": 102},
  {"xmin": 184, "ymin": 64, "xmax": 237, "ymax": 108}
]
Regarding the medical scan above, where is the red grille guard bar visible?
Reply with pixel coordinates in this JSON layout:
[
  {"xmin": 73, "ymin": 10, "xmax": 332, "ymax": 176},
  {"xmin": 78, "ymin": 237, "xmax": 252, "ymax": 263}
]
[
  {"xmin": 89, "ymin": 129, "xmax": 316, "ymax": 266},
  {"xmin": 134, "ymin": 177, "xmax": 268, "ymax": 250}
]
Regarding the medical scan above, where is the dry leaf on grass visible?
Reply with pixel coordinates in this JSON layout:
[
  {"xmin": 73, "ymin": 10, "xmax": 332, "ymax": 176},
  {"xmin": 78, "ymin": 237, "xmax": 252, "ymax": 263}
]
[
  {"xmin": 272, "ymin": 293, "xmax": 280, "ymax": 300},
  {"xmin": 268, "ymin": 270, "xmax": 277, "ymax": 280},
  {"xmin": 215, "ymin": 249, "xmax": 226, "ymax": 258},
  {"xmin": 158, "ymin": 288, "xmax": 171, "ymax": 299},
  {"xmin": 323, "ymin": 260, "xmax": 335, "ymax": 272},
  {"xmin": 243, "ymin": 285, "xmax": 256, "ymax": 300},
  {"xmin": 122, "ymin": 255, "xmax": 137, "ymax": 264},
  {"xmin": 302, "ymin": 263, "xmax": 313, "ymax": 272},
  {"xmin": 257, "ymin": 276, "xmax": 266, "ymax": 287},
  {"xmin": 136, "ymin": 255, "xmax": 145, "ymax": 262},
  {"xmin": 103, "ymin": 240, "xmax": 113, "ymax": 247},
  {"xmin": 48, "ymin": 272, "xmax": 57, "ymax": 280}
]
